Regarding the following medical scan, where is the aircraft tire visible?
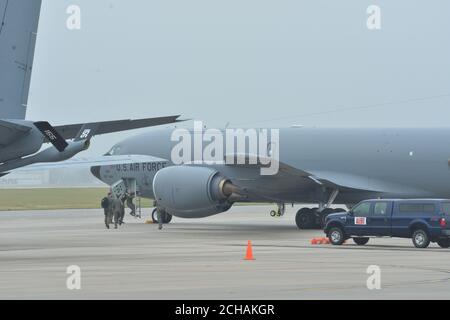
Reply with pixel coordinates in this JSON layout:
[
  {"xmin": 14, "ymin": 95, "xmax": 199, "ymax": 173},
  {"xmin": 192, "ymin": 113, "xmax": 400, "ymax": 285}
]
[
  {"xmin": 151, "ymin": 208, "xmax": 158, "ymax": 223},
  {"xmin": 151, "ymin": 208, "xmax": 172, "ymax": 224},
  {"xmin": 437, "ymin": 239, "xmax": 450, "ymax": 248},
  {"xmin": 163, "ymin": 213, "xmax": 173, "ymax": 224},
  {"xmin": 295, "ymin": 208, "xmax": 315, "ymax": 229},
  {"xmin": 353, "ymin": 237, "xmax": 369, "ymax": 245},
  {"xmin": 320, "ymin": 208, "xmax": 335, "ymax": 228}
]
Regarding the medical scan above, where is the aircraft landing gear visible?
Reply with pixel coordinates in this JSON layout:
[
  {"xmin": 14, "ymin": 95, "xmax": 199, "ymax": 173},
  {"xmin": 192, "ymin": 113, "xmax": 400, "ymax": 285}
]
[
  {"xmin": 295, "ymin": 208, "xmax": 345, "ymax": 230},
  {"xmin": 295, "ymin": 188, "xmax": 344, "ymax": 230},
  {"xmin": 270, "ymin": 203, "xmax": 285, "ymax": 217},
  {"xmin": 151, "ymin": 208, "xmax": 173, "ymax": 224},
  {"xmin": 295, "ymin": 207, "xmax": 345, "ymax": 230},
  {"xmin": 295, "ymin": 208, "xmax": 315, "ymax": 229},
  {"xmin": 319, "ymin": 208, "xmax": 335, "ymax": 228}
]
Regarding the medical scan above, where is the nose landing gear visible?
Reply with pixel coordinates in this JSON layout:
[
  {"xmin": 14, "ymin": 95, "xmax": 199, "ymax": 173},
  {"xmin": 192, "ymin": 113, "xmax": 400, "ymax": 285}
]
[{"xmin": 270, "ymin": 203, "xmax": 286, "ymax": 217}]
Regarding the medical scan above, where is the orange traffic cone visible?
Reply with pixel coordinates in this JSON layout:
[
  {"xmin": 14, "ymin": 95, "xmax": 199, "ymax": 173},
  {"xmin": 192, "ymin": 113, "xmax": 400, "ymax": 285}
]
[{"xmin": 245, "ymin": 240, "xmax": 255, "ymax": 260}]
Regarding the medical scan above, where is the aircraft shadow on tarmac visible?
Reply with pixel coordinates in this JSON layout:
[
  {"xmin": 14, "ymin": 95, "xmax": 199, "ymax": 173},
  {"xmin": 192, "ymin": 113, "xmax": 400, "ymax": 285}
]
[{"xmin": 154, "ymin": 221, "xmax": 450, "ymax": 253}]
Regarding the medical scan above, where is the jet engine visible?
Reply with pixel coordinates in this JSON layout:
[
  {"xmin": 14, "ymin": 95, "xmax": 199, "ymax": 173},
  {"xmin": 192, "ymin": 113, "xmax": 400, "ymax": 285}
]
[{"xmin": 153, "ymin": 166, "xmax": 242, "ymax": 218}]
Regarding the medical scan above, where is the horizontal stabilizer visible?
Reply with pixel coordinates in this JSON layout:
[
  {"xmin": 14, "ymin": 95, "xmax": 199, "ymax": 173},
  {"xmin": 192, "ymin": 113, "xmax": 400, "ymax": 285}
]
[
  {"xmin": 54, "ymin": 115, "xmax": 183, "ymax": 140},
  {"xmin": 34, "ymin": 121, "xmax": 68, "ymax": 152},
  {"xmin": 73, "ymin": 123, "xmax": 99, "ymax": 141}
]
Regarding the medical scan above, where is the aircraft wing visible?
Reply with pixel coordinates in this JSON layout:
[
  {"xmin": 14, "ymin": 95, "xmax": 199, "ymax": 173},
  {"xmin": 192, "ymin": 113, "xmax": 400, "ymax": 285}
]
[
  {"xmin": 11, "ymin": 155, "xmax": 168, "ymax": 172},
  {"xmin": 223, "ymin": 153, "xmax": 419, "ymax": 194},
  {"xmin": 0, "ymin": 120, "xmax": 31, "ymax": 145},
  {"xmin": 53, "ymin": 115, "xmax": 182, "ymax": 140}
]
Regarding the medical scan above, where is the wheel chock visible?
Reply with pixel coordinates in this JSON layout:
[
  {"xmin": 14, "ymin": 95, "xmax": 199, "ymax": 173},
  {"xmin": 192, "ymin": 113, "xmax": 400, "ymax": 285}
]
[{"xmin": 311, "ymin": 237, "xmax": 330, "ymax": 245}]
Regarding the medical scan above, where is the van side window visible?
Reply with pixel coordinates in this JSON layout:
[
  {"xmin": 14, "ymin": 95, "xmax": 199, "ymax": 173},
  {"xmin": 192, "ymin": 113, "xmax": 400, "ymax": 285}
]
[
  {"xmin": 374, "ymin": 202, "xmax": 388, "ymax": 215},
  {"xmin": 352, "ymin": 202, "xmax": 371, "ymax": 217},
  {"xmin": 398, "ymin": 203, "xmax": 435, "ymax": 214},
  {"xmin": 442, "ymin": 203, "xmax": 450, "ymax": 216}
]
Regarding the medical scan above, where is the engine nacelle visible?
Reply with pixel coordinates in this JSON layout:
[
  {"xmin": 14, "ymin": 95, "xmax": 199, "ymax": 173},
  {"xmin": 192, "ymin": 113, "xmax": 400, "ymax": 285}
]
[{"xmin": 153, "ymin": 166, "xmax": 238, "ymax": 218}]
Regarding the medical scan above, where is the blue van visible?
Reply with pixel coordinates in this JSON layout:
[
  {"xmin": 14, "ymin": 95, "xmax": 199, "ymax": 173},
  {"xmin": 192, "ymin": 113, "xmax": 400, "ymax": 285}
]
[{"xmin": 323, "ymin": 199, "xmax": 450, "ymax": 248}]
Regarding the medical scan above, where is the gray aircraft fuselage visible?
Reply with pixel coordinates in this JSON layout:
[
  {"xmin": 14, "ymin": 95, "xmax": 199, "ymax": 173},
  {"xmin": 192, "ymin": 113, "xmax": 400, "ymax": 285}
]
[{"xmin": 92, "ymin": 126, "xmax": 450, "ymax": 206}]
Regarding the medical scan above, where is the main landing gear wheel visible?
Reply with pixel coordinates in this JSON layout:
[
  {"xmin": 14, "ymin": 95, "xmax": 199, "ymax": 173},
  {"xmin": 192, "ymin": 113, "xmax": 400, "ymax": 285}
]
[
  {"xmin": 353, "ymin": 237, "xmax": 369, "ymax": 245},
  {"xmin": 295, "ymin": 208, "xmax": 315, "ymax": 229},
  {"xmin": 319, "ymin": 208, "xmax": 335, "ymax": 228},
  {"xmin": 437, "ymin": 239, "xmax": 450, "ymax": 248},
  {"xmin": 151, "ymin": 208, "xmax": 173, "ymax": 224}
]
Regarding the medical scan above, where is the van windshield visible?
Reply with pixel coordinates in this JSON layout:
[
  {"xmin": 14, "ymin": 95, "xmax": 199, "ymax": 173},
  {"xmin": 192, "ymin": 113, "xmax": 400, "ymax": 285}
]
[{"xmin": 441, "ymin": 203, "xmax": 450, "ymax": 216}]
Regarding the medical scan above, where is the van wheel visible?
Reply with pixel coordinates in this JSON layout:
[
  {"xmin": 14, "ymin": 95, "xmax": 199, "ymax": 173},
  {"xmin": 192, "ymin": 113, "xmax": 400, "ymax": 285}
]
[
  {"xmin": 437, "ymin": 239, "xmax": 450, "ymax": 248},
  {"xmin": 353, "ymin": 237, "xmax": 369, "ymax": 245},
  {"xmin": 328, "ymin": 227, "xmax": 345, "ymax": 245},
  {"xmin": 412, "ymin": 229, "xmax": 430, "ymax": 248}
]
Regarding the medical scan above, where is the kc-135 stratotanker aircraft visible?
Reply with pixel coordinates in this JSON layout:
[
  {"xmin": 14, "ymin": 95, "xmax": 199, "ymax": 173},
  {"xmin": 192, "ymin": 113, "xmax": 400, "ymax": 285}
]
[
  {"xmin": 84, "ymin": 126, "xmax": 450, "ymax": 229},
  {"xmin": 0, "ymin": 0, "xmax": 181, "ymax": 175}
]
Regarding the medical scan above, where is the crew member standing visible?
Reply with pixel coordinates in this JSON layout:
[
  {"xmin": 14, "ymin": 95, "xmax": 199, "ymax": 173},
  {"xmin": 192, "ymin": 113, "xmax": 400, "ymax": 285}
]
[
  {"xmin": 119, "ymin": 194, "xmax": 127, "ymax": 225},
  {"xmin": 111, "ymin": 196, "xmax": 124, "ymax": 229},
  {"xmin": 101, "ymin": 192, "xmax": 114, "ymax": 229},
  {"xmin": 125, "ymin": 192, "xmax": 136, "ymax": 217},
  {"xmin": 155, "ymin": 205, "xmax": 165, "ymax": 230}
]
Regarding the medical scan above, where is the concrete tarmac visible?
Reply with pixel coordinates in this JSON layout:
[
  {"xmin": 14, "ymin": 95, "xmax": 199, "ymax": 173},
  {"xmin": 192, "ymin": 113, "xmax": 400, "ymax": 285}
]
[{"xmin": 0, "ymin": 205, "xmax": 449, "ymax": 299}]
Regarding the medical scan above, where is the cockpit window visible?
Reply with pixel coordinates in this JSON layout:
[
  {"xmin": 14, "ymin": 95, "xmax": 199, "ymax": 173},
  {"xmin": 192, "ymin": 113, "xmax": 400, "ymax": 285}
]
[{"xmin": 106, "ymin": 145, "xmax": 121, "ymax": 156}]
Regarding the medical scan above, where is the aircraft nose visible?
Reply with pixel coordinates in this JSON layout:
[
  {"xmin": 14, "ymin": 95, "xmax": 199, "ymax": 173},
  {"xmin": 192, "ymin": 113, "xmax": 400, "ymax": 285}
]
[{"xmin": 90, "ymin": 166, "xmax": 101, "ymax": 180}]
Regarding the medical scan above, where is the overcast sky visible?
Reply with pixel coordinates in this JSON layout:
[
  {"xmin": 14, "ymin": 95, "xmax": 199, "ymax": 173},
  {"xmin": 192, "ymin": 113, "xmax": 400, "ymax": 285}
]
[{"xmin": 27, "ymin": 0, "xmax": 450, "ymax": 156}]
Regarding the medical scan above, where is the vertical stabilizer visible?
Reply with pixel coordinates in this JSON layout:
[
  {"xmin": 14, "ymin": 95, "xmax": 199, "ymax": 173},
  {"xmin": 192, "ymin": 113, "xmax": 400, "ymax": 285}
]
[{"xmin": 0, "ymin": 0, "xmax": 42, "ymax": 119}]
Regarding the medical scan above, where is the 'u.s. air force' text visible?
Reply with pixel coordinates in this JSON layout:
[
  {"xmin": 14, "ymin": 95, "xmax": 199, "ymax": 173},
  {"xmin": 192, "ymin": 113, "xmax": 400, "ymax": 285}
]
[{"xmin": 115, "ymin": 162, "xmax": 167, "ymax": 172}]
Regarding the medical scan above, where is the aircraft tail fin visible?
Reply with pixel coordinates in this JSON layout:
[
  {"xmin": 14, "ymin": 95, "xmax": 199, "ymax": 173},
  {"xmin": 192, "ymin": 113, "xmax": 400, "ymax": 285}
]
[{"xmin": 0, "ymin": 0, "xmax": 42, "ymax": 119}]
